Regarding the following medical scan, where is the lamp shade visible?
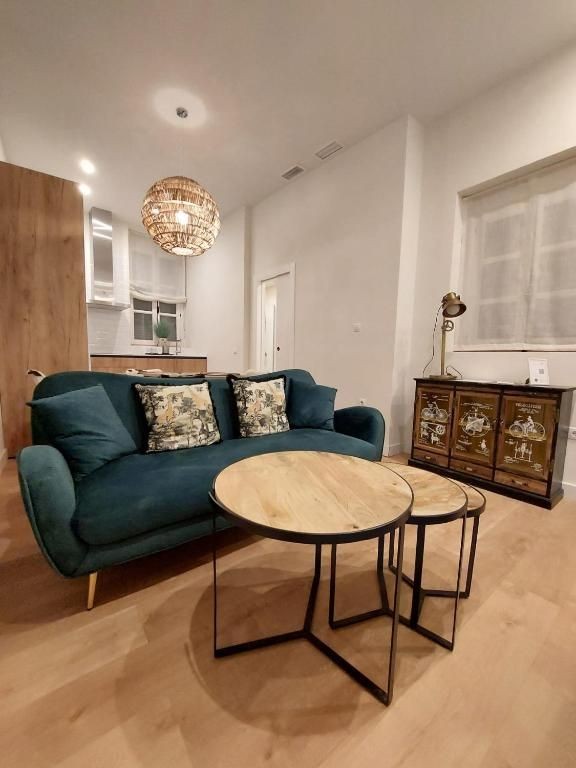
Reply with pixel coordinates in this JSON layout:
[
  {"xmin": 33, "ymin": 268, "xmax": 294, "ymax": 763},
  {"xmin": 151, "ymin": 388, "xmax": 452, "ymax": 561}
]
[
  {"xmin": 441, "ymin": 291, "xmax": 466, "ymax": 318},
  {"xmin": 141, "ymin": 176, "xmax": 220, "ymax": 256}
]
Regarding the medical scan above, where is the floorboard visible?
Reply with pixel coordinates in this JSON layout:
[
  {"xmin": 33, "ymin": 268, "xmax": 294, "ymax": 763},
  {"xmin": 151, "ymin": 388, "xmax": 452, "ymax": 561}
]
[{"xmin": 1, "ymin": 458, "xmax": 575, "ymax": 767}]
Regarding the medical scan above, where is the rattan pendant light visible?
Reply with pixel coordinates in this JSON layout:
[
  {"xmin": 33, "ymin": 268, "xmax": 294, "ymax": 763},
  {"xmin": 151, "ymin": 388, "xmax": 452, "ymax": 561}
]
[{"xmin": 141, "ymin": 175, "xmax": 221, "ymax": 256}]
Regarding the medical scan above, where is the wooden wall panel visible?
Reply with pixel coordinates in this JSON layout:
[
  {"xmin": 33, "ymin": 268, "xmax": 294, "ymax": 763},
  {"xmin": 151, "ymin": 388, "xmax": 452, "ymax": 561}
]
[{"xmin": 0, "ymin": 161, "xmax": 89, "ymax": 456}]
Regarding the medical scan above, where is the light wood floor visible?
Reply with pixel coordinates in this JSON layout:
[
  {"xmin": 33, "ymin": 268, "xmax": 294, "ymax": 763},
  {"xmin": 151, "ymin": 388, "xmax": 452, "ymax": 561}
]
[{"xmin": 1, "ymin": 457, "xmax": 576, "ymax": 768}]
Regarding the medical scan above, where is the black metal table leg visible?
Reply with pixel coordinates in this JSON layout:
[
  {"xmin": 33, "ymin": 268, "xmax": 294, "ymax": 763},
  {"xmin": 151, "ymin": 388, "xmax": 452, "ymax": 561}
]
[
  {"xmin": 329, "ymin": 535, "xmax": 390, "ymax": 629},
  {"xmin": 421, "ymin": 514, "xmax": 480, "ymax": 600},
  {"xmin": 212, "ymin": 517, "xmax": 406, "ymax": 705},
  {"xmin": 463, "ymin": 515, "xmax": 479, "ymax": 598},
  {"xmin": 332, "ymin": 514, "xmax": 467, "ymax": 652},
  {"xmin": 409, "ymin": 525, "xmax": 426, "ymax": 625},
  {"xmin": 397, "ymin": 515, "xmax": 467, "ymax": 650}
]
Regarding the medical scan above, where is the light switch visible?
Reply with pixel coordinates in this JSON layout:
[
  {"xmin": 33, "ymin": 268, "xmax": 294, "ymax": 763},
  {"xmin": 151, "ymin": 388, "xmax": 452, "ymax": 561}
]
[{"xmin": 352, "ymin": 322, "xmax": 361, "ymax": 333}]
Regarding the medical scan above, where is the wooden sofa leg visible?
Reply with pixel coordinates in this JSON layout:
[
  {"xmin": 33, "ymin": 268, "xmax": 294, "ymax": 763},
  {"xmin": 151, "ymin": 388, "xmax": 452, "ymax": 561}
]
[{"xmin": 87, "ymin": 572, "xmax": 98, "ymax": 611}]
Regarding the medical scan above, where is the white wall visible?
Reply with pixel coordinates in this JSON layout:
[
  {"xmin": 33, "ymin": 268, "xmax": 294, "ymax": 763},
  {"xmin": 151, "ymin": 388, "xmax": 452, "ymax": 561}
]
[
  {"xmin": 389, "ymin": 116, "xmax": 424, "ymax": 453},
  {"xmin": 185, "ymin": 207, "xmax": 249, "ymax": 372},
  {"xmin": 412, "ymin": 44, "xmax": 576, "ymax": 486},
  {"xmin": 250, "ymin": 117, "xmax": 417, "ymax": 452}
]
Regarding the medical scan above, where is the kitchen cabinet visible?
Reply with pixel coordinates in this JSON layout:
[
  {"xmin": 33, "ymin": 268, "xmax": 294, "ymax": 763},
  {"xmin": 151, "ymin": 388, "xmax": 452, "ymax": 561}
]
[{"xmin": 0, "ymin": 161, "xmax": 88, "ymax": 456}]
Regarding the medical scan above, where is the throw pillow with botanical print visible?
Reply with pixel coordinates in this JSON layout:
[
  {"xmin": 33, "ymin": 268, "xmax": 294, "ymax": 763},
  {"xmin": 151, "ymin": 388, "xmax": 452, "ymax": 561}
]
[
  {"xmin": 230, "ymin": 377, "xmax": 290, "ymax": 438},
  {"xmin": 135, "ymin": 382, "xmax": 221, "ymax": 452}
]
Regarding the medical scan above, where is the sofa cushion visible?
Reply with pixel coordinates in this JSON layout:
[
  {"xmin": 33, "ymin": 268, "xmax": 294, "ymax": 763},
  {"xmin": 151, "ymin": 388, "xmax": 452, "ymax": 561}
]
[
  {"xmin": 32, "ymin": 369, "xmax": 317, "ymax": 448},
  {"xmin": 229, "ymin": 376, "xmax": 290, "ymax": 438},
  {"xmin": 27, "ymin": 385, "xmax": 137, "ymax": 479},
  {"xmin": 74, "ymin": 429, "xmax": 379, "ymax": 545},
  {"xmin": 135, "ymin": 382, "xmax": 221, "ymax": 452},
  {"xmin": 288, "ymin": 380, "xmax": 336, "ymax": 431}
]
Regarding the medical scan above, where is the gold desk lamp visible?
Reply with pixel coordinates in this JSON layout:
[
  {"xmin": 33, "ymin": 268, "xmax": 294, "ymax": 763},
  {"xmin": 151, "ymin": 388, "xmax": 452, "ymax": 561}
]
[{"xmin": 429, "ymin": 292, "xmax": 467, "ymax": 380}]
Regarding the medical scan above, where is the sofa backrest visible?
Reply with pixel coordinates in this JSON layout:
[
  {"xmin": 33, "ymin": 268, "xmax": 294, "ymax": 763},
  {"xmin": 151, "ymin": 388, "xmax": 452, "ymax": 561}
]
[{"xmin": 31, "ymin": 369, "xmax": 316, "ymax": 450}]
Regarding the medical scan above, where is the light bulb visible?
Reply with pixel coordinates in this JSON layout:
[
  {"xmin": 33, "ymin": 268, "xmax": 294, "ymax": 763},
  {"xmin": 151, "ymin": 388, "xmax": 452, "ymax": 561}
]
[{"xmin": 175, "ymin": 210, "xmax": 189, "ymax": 225}]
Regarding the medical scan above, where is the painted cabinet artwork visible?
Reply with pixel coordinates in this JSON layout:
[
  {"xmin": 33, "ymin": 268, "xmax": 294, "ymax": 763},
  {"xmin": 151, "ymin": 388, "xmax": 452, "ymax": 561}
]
[
  {"xmin": 452, "ymin": 390, "xmax": 499, "ymax": 466},
  {"xmin": 413, "ymin": 386, "xmax": 453, "ymax": 454},
  {"xmin": 495, "ymin": 395, "xmax": 556, "ymax": 480}
]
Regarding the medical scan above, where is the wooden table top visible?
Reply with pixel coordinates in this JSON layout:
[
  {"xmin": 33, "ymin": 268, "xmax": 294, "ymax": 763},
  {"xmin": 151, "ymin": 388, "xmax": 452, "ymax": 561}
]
[
  {"xmin": 213, "ymin": 451, "xmax": 413, "ymax": 543},
  {"xmin": 448, "ymin": 478, "xmax": 486, "ymax": 514},
  {"xmin": 381, "ymin": 463, "xmax": 468, "ymax": 522}
]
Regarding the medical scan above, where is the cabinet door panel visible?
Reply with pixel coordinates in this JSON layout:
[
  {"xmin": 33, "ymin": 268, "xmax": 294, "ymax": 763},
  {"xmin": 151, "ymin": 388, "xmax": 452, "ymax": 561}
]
[
  {"xmin": 0, "ymin": 162, "xmax": 88, "ymax": 455},
  {"xmin": 451, "ymin": 389, "xmax": 500, "ymax": 466},
  {"xmin": 413, "ymin": 385, "xmax": 453, "ymax": 455},
  {"xmin": 495, "ymin": 395, "xmax": 557, "ymax": 480}
]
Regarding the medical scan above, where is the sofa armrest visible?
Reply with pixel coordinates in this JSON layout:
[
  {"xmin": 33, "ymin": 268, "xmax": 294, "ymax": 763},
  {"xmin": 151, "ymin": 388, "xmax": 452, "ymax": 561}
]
[
  {"xmin": 17, "ymin": 445, "xmax": 87, "ymax": 576},
  {"xmin": 334, "ymin": 406, "xmax": 385, "ymax": 457}
]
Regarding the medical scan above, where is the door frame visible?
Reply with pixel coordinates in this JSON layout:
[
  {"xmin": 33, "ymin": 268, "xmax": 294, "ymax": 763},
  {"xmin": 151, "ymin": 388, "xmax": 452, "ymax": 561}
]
[{"xmin": 254, "ymin": 262, "xmax": 295, "ymax": 371}]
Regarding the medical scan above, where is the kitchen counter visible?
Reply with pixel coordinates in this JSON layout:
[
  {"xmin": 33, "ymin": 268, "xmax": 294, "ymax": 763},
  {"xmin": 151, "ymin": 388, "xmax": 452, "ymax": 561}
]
[
  {"xmin": 90, "ymin": 354, "xmax": 207, "ymax": 375},
  {"xmin": 90, "ymin": 353, "xmax": 207, "ymax": 359}
]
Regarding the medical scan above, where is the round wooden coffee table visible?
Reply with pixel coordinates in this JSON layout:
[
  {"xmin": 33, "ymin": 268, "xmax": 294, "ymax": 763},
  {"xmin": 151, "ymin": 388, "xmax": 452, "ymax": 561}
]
[{"xmin": 211, "ymin": 451, "xmax": 413, "ymax": 705}]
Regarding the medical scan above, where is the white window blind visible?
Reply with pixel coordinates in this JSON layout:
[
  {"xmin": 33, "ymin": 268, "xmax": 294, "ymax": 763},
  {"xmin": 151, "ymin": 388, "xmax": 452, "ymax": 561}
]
[
  {"xmin": 129, "ymin": 232, "xmax": 187, "ymax": 303},
  {"xmin": 457, "ymin": 159, "xmax": 576, "ymax": 350}
]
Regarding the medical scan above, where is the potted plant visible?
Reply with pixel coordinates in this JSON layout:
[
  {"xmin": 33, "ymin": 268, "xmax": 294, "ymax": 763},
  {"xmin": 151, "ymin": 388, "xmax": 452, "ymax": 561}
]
[{"xmin": 154, "ymin": 319, "xmax": 171, "ymax": 355}]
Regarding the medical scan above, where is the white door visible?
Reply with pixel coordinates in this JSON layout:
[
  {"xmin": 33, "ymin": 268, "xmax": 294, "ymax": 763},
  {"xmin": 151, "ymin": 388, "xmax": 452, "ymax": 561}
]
[
  {"xmin": 261, "ymin": 282, "xmax": 277, "ymax": 373},
  {"xmin": 259, "ymin": 272, "xmax": 293, "ymax": 371}
]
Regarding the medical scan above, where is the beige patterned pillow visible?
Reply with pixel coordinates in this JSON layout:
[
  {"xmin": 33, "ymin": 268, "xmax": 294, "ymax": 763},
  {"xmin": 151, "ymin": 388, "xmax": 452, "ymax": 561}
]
[
  {"xmin": 135, "ymin": 382, "xmax": 221, "ymax": 452},
  {"xmin": 231, "ymin": 377, "xmax": 289, "ymax": 438}
]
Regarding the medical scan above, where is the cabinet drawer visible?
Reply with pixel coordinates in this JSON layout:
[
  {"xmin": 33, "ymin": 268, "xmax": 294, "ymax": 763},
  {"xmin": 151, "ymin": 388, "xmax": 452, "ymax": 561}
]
[
  {"xmin": 494, "ymin": 471, "xmax": 548, "ymax": 496},
  {"xmin": 412, "ymin": 448, "xmax": 449, "ymax": 468},
  {"xmin": 450, "ymin": 459, "xmax": 493, "ymax": 480}
]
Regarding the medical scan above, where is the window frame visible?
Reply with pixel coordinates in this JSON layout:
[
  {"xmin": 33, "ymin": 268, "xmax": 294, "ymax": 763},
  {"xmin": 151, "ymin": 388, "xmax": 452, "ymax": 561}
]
[
  {"xmin": 454, "ymin": 159, "xmax": 576, "ymax": 353},
  {"xmin": 131, "ymin": 297, "xmax": 185, "ymax": 346}
]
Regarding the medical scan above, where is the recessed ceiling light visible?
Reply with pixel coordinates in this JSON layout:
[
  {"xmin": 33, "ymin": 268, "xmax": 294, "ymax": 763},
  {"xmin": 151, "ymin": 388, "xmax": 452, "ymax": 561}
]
[
  {"xmin": 78, "ymin": 183, "xmax": 92, "ymax": 196},
  {"xmin": 79, "ymin": 158, "xmax": 96, "ymax": 175}
]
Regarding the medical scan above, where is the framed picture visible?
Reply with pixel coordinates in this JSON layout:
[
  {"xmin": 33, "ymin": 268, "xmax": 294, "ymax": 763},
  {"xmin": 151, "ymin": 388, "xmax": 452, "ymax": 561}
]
[{"xmin": 528, "ymin": 358, "xmax": 550, "ymax": 386}]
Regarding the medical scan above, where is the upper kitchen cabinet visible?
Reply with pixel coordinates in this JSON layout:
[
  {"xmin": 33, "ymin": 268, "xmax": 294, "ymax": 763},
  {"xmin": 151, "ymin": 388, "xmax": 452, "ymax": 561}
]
[{"xmin": 85, "ymin": 207, "xmax": 130, "ymax": 309}]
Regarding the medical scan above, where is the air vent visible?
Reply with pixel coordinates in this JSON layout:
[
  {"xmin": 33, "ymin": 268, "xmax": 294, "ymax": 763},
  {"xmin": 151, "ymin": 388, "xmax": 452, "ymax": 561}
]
[
  {"xmin": 315, "ymin": 141, "xmax": 343, "ymax": 160},
  {"xmin": 281, "ymin": 165, "xmax": 304, "ymax": 180}
]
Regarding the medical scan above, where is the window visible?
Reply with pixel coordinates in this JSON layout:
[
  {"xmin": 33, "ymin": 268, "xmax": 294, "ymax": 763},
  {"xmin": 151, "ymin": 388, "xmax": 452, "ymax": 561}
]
[
  {"xmin": 129, "ymin": 231, "xmax": 187, "ymax": 345},
  {"xmin": 132, "ymin": 298, "xmax": 183, "ymax": 343},
  {"xmin": 457, "ymin": 158, "xmax": 576, "ymax": 350},
  {"xmin": 133, "ymin": 298, "xmax": 154, "ymax": 341}
]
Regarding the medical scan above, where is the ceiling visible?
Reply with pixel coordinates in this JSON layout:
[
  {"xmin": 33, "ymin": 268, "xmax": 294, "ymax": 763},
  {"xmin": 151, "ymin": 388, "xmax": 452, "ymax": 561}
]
[{"xmin": 1, "ymin": 0, "xmax": 576, "ymax": 225}]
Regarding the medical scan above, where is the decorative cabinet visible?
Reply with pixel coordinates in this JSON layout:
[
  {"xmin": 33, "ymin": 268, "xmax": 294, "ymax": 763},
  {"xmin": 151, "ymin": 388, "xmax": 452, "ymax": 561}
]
[{"xmin": 410, "ymin": 379, "xmax": 575, "ymax": 508}]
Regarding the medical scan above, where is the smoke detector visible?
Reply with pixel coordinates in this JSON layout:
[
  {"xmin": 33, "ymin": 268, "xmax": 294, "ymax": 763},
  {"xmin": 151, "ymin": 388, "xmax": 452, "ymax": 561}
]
[
  {"xmin": 315, "ymin": 141, "xmax": 343, "ymax": 160},
  {"xmin": 281, "ymin": 165, "xmax": 305, "ymax": 180}
]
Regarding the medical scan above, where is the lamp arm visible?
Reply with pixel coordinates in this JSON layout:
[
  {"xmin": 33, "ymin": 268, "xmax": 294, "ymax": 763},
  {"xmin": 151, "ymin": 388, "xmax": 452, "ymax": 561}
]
[{"xmin": 440, "ymin": 319, "xmax": 454, "ymax": 376}]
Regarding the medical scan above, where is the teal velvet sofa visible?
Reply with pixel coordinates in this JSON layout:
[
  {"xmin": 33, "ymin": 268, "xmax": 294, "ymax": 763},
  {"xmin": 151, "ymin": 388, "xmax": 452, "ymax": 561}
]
[{"xmin": 17, "ymin": 368, "xmax": 384, "ymax": 608}]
